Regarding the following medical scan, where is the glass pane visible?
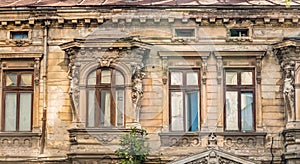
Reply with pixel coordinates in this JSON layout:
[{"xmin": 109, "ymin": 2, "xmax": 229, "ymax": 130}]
[
  {"xmin": 116, "ymin": 89, "xmax": 124, "ymax": 126},
  {"xmin": 226, "ymin": 91, "xmax": 238, "ymax": 130},
  {"xmin": 186, "ymin": 72, "xmax": 198, "ymax": 85},
  {"xmin": 101, "ymin": 70, "xmax": 111, "ymax": 83},
  {"xmin": 186, "ymin": 91, "xmax": 199, "ymax": 131},
  {"xmin": 87, "ymin": 90, "xmax": 95, "ymax": 127},
  {"xmin": 241, "ymin": 92, "xmax": 254, "ymax": 131},
  {"xmin": 101, "ymin": 90, "xmax": 111, "ymax": 126},
  {"xmin": 21, "ymin": 74, "xmax": 32, "ymax": 86},
  {"xmin": 5, "ymin": 93, "xmax": 17, "ymax": 131},
  {"xmin": 6, "ymin": 73, "xmax": 17, "ymax": 86},
  {"xmin": 87, "ymin": 71, "xmax": 96, "ymax": 85},
  {"xmin": 171, "ymin": 92, "xmax": 184, "ymax": 131},
  {"xmin": 19, "ymin": 93, "xmax": 32, "ymax": 131},
  {"xmin": 226, "ymin": 72, "xmax": 237, "ymax": 85},
  {"xmin": 171, "ymin": 72, "xmax": 183, "ymax": 85},
  {"xmin": 115, "ymin": 71, "xmax": 124, "ymax": 85},
  {"xmin": 12, "ymin": 32, "xmax": 28, "ymax": 39},
  {"xmin": 241, "ymin": 72, "xmax": 253, "ymax": 85}
]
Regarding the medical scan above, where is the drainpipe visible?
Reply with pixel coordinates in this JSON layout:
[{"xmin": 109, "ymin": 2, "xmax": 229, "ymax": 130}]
[{"xmin": 40, "ymin": 20, "xmax": 50, "ymax": 155}]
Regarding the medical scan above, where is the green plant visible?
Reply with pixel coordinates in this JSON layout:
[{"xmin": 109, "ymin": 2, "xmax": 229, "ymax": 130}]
[{"xmin": 115, "ymin": 127, "xmax": 150, "ymax": 164}]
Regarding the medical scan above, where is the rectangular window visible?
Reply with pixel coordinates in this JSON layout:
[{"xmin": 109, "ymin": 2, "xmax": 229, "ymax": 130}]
[
  {"xmin": 230, "ymin": 29, "xmax": 249, "ymax": 37},
  {"xmin": 11, "ymin": 31, "xmax": 28, "ymax": 39},
  {"xmin": 2, "ymin": 71, "xmax": 33, "ymax": 132},
  {"xmin": 169, "ymin": 69, "xmax": 200, "ymax": 132},
  {"xmin": 175, "ymin": 29, "xmax": 195, "ymax": 38},
  {"xmin": 225, "ymin": 69, "xmax": 255, "ymax": 131}
]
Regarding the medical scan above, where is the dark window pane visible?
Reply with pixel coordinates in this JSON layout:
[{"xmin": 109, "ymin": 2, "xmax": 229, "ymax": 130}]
[
  {"xmin": 100, "ymin": 90, "xmax": 111, "ymax": 126},
  {"xmin": 241, "ymin": 92, "xmax": 254, "ymax": 131},
  {"xmin": 186, "ymin": 91, "xmax": 199, "ymax": 132},
  {"xmin": 87, "ymin": 71, "xmax": 96, "ymax": 85},
  {"xmin": 11, "ymin": 31, "xmax": 28, "ymax": 39},
  {"xmin": 171, "ymin": 92, "xmax": 184, "ymax": 131},
  {"xmin": 6, "ymin": 73, "xmax": 17, "ymax": 86},
  {"xmin": 171, "ymin": 72, "xmax": 183, "ymax": 85},
  {"xmin": 115, "ymin": 71, "xmax": 124, "ymax": 85},
  {"xmin": 230, "ymin": 29, "xmax": 249, "ymax": 37},
  {"xmin": 87, "ymin": 90, "xmax": 95, "ymax": 127},
  {"xmin": 175, "ymin": 29, "xmax": 195, "ymax": 37},
  {"xmin": 5, "ymin": 93, "xmax": 17, "ymax": 131},
  {"xmin": 186, "ymin": 72, "xmax": 198, "ymax": 85},
  {"xmin": 21, "ymin": 74, "xmax": 32, "ymax": 86},
  {"xmin": 116, "ymin": 89, "xmax": 124, "ymax": 126},
  {"xmin": 19, "ymin": 93, "xmax": 32, "ymax": 131},
  {"xmin": 226, "ymin": 91, "xmax": 239, "ymax": 131},
  {"xmin": 241, "ymin": 72, "xmax": 253, "ymax": 85},
  {"xmin": 101, "ymin": 70, "xmax": 111, "ymax": 84},
  {"xmin": 226, "ymin": 72, "xmax": 237, "ymax": 85}
]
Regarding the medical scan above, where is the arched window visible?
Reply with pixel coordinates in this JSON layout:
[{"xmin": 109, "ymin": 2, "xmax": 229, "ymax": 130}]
[{"xmin": 86, "ymin": 68, "xmax": 125, "ymax": 127}]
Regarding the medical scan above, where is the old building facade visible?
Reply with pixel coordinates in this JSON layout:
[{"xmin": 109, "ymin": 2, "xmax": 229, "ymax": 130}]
[{"xmin": 0, "ymin": 0, "xmax": 300, "ymax": 163}]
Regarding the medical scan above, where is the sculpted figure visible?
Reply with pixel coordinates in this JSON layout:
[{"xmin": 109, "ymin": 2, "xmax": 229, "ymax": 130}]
[
  {"xmin": 283, "ymin": 68, "xmax": 295, "ymax": 122},
  {"xmin": 131, "ymin": 62, "xmax": 145, "ymax": 122}
]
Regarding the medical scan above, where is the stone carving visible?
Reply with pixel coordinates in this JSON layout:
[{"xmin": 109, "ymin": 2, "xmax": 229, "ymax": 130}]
[
  {"xmin": 98, "ymin": 56, "xmax": 116, "ymax": 67},
  {"xmin": 94, "ymin": 134, "xmax": 118, "ymax": 144},
  {"xmin": 66, "ymin": 48, "xmax": 80, "ymax": 122},
  {"xmin": 97, "ymin": 49, "xmax": 128, "ymax": 67},
  {"xmin": 283, "ymin": 64, "xmax": 295, "ymax": 122},
  {"xmin": 6, "ymin": 39, "xmax": 32, "ymax": 47},
  {"xmin": 216, "ymin": 56, "xmax": 222, "ymax": 84},
  {"xmin": 131, "ymin": 62, "xmax": 145, "ymax": 123},
  {"xmin": 34, "ymin": 58, "xmax": 40, "ymax": 85},
  {"xmin": 187, "ymin": 151, "xmax": 241, "ymax": 164},
  {"xmin": 256, "ymin": 57, "xmax": 262, "ymax": 84},
  {"xmin": 274, "ymin": 44, "xmax": 299, "ymax": 123},
  {"xmin": 223, "ymin": 136, "xmax": 265, "ymax": 150},
  {"xmin": 208, "ymin": 133, "xmax": 218, "ymax": 149},
  {"xmin": 202, "ymin": 57, "xmax": 208, "ymax": 84},
  {"xmin": 169, "ymin": 137, "xmax": 200, "ymax": 147}
]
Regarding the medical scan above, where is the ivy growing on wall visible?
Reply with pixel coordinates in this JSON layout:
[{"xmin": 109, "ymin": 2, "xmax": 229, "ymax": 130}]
[{"xmin": 115, "ymin": 127, "xmax": 150, "ymax": 164}]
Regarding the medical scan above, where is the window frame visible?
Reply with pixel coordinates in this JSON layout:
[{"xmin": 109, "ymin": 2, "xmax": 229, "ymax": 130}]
[
  {"xmin": 86, "ymin": 68, "xmax": 125, "ymax": 128},
  {"xmin": 169, "ymin": 68, "xmax": 201, "ymax": 132},
  {"xmin": 10, "ymin": 31, "xmax": 29, "ymax": 40},
  {"xmin": 1, "ymin": 71, "xmax": 34, "ymax": 132},
  {"xmin": 224, "ymin": 69, "xmax": 256, "ymax": 132}
]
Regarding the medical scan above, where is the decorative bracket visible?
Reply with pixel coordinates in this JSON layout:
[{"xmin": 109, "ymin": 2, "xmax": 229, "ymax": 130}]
[
  {"xmin": 201, "ymin": 56, "xmax": 208, "ymax": 85},
  {"xmin": 34, "ymin": 58, "xmax": 40, "ymax": 85},
  {"xmin": 162, "ymin": 57, "xmax": 168, "ymax": 85},
  {"xmin": 217, "ymin": 56, "xmax": 223, "ymax": 85},
  {"xmin": 256, "ymin": 56, "xmax": 262, "ymax": 84}
]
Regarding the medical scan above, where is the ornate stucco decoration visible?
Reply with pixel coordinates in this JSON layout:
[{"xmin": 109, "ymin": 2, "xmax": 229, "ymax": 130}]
[
  {"xmin": 6, "ymin": 39, "xmax": 32, "ymax": 47},
  {"xmin": 97, "ymin": 49, "xmax": 128, "ymax": 67},
  {"xmin": 171, "ymin": 149, "xmax": 256, "ymax": 164},
  {"xmin": 274, "ymin": 39, "xmax": 300, "ymax": 122}
]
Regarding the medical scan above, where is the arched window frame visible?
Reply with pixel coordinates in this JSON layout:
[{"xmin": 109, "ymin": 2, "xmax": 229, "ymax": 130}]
[{"xmin": 86, "ymin": 67, "xmax": 126, "ymax": 128}]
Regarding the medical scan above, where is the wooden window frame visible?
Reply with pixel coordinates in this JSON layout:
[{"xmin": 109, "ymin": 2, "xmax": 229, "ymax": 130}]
[
  {"xmin": 86, "ymin": 68, "xmax": 125, "ymax": 128},
  {"xmin": 224, "ymin": 69, "xmax": 256, "ymax": 132},
  {"xmin": 1, "ymin": 71, "xmax": 34, "ymax": 132},
  {"xmin": 169, "ymin": 69, "xmax": 201, "ymax": 132}
]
